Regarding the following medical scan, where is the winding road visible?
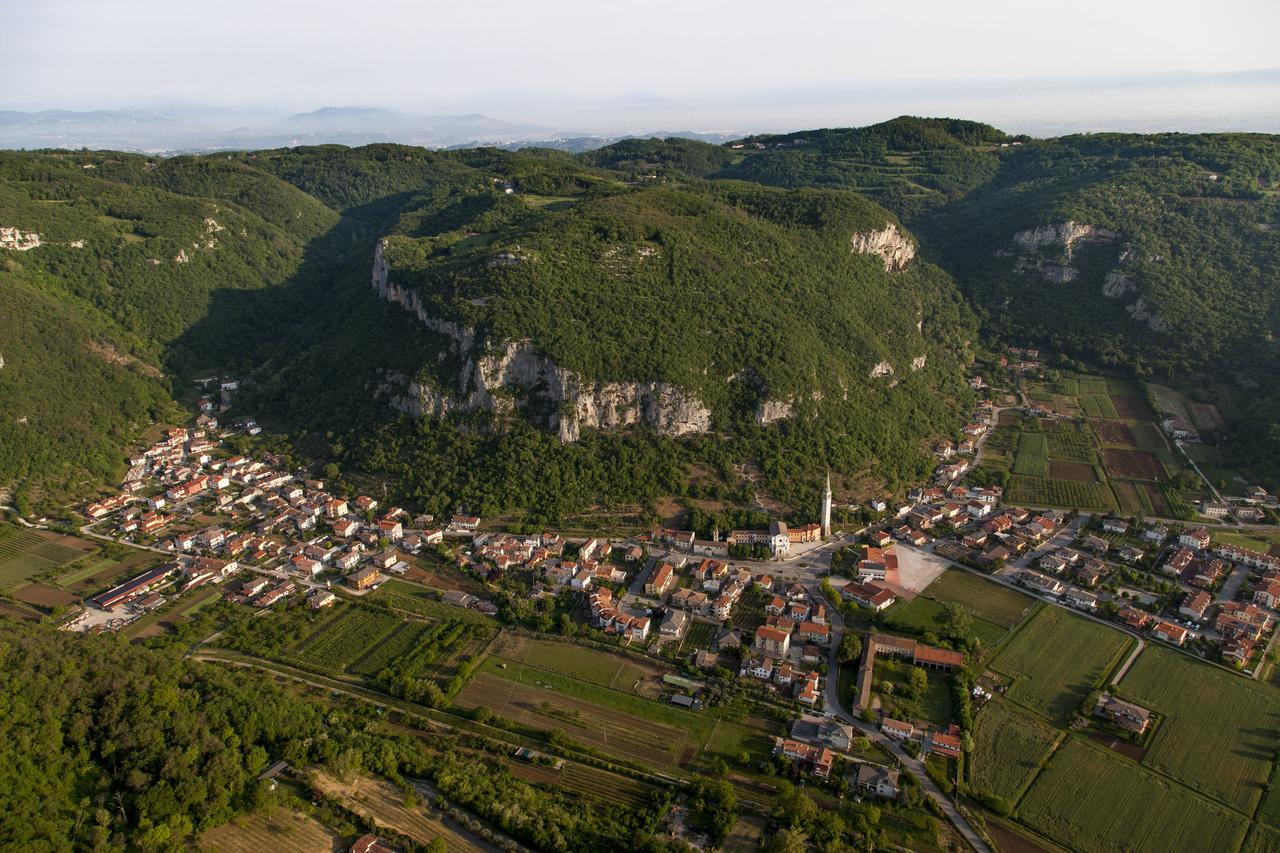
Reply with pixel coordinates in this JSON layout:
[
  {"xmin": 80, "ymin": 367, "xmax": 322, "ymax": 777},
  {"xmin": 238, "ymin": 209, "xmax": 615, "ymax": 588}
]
[{"xmin": 812, "ymin": 582, "xmax": 992, "ymax": 853}]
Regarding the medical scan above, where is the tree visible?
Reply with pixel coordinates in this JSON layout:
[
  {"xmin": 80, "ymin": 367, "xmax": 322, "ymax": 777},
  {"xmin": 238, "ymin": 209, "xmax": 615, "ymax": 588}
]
[
  {"xmin": 762, "ymin": 828, "xmax": 808, "ymax": 853},
  {"xmin": 838, "ymin": 632, "xmax": 863, "ymax": 664},
  {"xmin": 909, "ymin": 666, "xmax": 929, "ymax": 697},
  {"xmin": 940, "ymin": 602, "xmax": 973, "ymax": 641}
]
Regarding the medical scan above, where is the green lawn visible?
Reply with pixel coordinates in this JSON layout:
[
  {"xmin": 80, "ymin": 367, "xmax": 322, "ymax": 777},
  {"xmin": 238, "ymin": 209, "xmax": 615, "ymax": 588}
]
[
  {"xmin": 970, "ymin": 698, "xmax": 1061, "ymax": 803},
  {"xmin": 872, "ymin": 657, "xmax": 953, "ymax": 727},
  {"xmin": 372, "ymin": 578, "xmax": 497, "ymax": 625},
  {"xmin": 1017, "ymin": 737, "xmax": 1248, "ymax": 853},
  {"xmin": 991, "ymin": 607, "xmax": 1132, "ymax": 724},
  {"xmin": 882, "ymin": 595, "xmax": 1007, "ymax": 650},
  {"xmin": 1118, "ymin": 644, "xmax": 1280, "ymax": 815}
]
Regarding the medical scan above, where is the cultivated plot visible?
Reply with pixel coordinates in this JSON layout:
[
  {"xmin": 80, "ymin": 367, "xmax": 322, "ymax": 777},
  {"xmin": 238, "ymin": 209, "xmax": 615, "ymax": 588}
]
[{"xmin": 970, "ymin": 699, "xmax": 1061, "ymax": 803}]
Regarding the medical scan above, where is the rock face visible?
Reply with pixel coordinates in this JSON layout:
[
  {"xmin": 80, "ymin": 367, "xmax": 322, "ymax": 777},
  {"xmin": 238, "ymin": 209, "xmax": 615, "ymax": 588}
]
[
  {"xmin": 910, "ymin": 354, "xmax": 927, "ymax": 372},
  {"xmin": 1012, "ymin": 221, "xmax": 1116, "ymax": 257},
  {"xmin": 850, "ymin": 224, "xmax": 915, "ymax": 272},
  {"xmin": 756, "ymin": 399, "xmax": 793, "ymax": 425},
  {"xmin": 372, "ymin": 240, "xmax": 715, "ymax": 442},
  {"xmin": 1126, "ymin": 298, "xmax": 1168, "ymax": 332},
  {"xmin": 0, "ymin": 227, "xmax": 41, "ymax": 251},
  {"xmin": 1102, "ymin": 270, "xmax": 1137, "ymax": 298},
  {"xmin": 868, "ymin": 361, "xmax": 895, "ymax": 379}
]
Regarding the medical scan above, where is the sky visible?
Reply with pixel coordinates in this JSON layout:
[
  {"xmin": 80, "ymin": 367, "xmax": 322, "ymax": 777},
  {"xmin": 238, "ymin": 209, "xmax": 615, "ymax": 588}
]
[{"xmin": 4, "ymin": 0, "xmax": 1280, "ymax": 133}]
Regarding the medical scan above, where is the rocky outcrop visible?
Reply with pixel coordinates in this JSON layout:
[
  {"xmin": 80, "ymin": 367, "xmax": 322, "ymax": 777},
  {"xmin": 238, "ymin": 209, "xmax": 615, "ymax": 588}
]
[
  {"xmin": 869, "ymin": 361, "xmax": 895, "ymax": 379},
  {"xmin": 756, "ymin": 399, "xmax": 793, "ymax": 425},
  {"xmin": 372, "ymin": 240, "xmax": 715, "ymax": 442},
  {"xmin": 0, "ymin": 227, "xmax": 41, "ymax": 251},
  {"xmin": 1102, "ymin": 270, "xmax": 1137, "ymax": 298},
  {"xmin": 910, "ymin": 355, "xmax": 927, "ymax": 372},
  {"xmin": 1125, "ymin": 298, "xmax": 1168, "ymax": 332},
  {"xmin": 850, "ymin": 224, "xmax": 915, "ymax": 272},
  {"xmin": 1012, "ymin": 221, "xmax": 1116, "ymax": 257}
]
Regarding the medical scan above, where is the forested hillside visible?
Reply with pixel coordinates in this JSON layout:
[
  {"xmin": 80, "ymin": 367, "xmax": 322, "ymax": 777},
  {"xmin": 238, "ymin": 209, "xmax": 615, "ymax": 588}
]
[{"xmin": 4, "ymin": 120, "xmax": 1279, "ymax": 512}]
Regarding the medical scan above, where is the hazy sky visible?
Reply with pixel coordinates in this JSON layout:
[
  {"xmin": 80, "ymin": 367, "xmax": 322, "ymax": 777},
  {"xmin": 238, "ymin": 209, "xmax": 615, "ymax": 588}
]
[{"xmin": 5, "ymin": 0, "xmax": 1279, "ymax": 112}]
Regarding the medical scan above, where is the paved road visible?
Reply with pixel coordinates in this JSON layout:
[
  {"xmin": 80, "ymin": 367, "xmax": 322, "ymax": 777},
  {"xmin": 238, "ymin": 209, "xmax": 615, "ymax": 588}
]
[
  {"xmin": 812, "ymin": 582, "xmax": 992, "ymax": 853},
  {"xmin": 1110, "ymin": 636, "xmax": 1146, "ymax": 685}
]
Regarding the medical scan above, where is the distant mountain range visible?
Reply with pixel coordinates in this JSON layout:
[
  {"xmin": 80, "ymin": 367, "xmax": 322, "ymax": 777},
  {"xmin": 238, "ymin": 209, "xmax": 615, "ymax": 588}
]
[{"xmin": 0, "ymin": 104, "xmax": 739, "ymax": 154}]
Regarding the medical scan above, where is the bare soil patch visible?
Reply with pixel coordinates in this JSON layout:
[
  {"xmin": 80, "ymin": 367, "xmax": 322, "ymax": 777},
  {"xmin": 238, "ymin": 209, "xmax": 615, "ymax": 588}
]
[
  {"xmin": 1111, "ymin": 396, "xmax": 1153, "ymax": 420},
  {"xmin": 13, "ymin": 583, "xmax": 76, "ymax": 607},
  {"xmin": 1103, "ymin": 448, "xmax": 1168, "ymax": 481},
  {"xmin": 1048, "ymin": 461, "xmax": 1099, "ymax": 482},
  {"xmin": 1087, "ymin": 730, "xmax": 1147, "ymax": 761},
  {"xmin": 1142, "ymin": 482, "xmax": 1171, "ymax": 515},
  {"xmin": 1094, "ymin": 420, "xmax": 1137, "ymax": 446}
]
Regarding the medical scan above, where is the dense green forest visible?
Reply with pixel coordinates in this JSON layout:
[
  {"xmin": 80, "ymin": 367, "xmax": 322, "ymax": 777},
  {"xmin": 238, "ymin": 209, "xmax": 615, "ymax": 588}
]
[
  {"xmin": 0, "ymin": 618, "xmax": 669, "ymax": 850},
  {"xmin": 3, "ymin": 119, "xmax": 1279, "ymax": 511}
]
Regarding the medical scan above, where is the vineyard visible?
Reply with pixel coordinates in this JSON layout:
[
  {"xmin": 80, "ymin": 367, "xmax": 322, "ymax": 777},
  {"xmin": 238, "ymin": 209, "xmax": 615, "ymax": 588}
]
[
  {"xmin": 1006, "ymin": 475, "xmax": 1117, "ymax": 510},
  {"xmin": 1012, "ymin": 433, "xmax": 1049, "ymax": 477},
  {"xmin": 1046, "ymin": 425, "xmax": 1097, "ymax": 462}
]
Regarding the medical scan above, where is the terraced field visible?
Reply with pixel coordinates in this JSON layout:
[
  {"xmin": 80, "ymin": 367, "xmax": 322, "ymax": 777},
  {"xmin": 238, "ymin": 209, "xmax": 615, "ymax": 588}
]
[
  {"xmin": 0, "ymin": 527, "xmax": 94, "ymax": 590},
  {"xmin": 198, "ymin": 806, "xmax": 344, "ymax": 852}
]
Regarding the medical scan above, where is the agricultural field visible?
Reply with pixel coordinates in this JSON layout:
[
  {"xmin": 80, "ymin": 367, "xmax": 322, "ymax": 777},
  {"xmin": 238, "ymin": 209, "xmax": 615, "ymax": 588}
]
[
  {"xmin": 310, "ymin": 772, "xmax": 478, "ymax": 852},
  {"xmin": 970, "ymin": 699, "xmax": 1061, "ymax": 803},
  {"xmin": 455, "ymin": 657, "xmax": 773, "ymax": 770},
  {"xmin": 1006, "ymin": 475, "xmax": 1117, "ymax": 511},
  {"xmin": 0, "ymin": 527, "xmax": 95, "ymax": 591},
  {"xmin": 1093, "ymin": 419, "xmax": 1137, "ymax": 446},
  {"xmin": 1118, "ymin": 645, "xmax": 1280, "ymax": 814},
  {"xmin": 1079, "ymin": 394, "xmax": 1119, "ymax": 419},
  {"xmin": 291, "ymin": 608, "xmax": 403, "ymax": 672},
  {"xmin": 197, "ymin": 805, "xmax": 345, "ymax": 852},
  {"xmin": 1128, "ymin": 421, "xmax": 1169, "ymax": 452},
  {"xmin": 1012, "ymin": 433, "xmax": 1049, "ymax": 477},
  {"xmin": 1148, "ymin": 383, "xmax": 1226, "ymax": 432},
  {"xmin": 1017, "ymin": 737, "xmax": 1248, "ymax": 853},
  {"xmin": 510, "ymin": 757, "xmax": 657, "ymax": 809},
  {"xmin": 990, "ymin": 607, "xmax": 1132, "ymax": 724},
  {"xmin": 492, "ymin": 634, "xmax": 669, "ymax": 694},
  {"xmin": 1047, "ymin": 460, "xmax": 1098, "ymax": 482},
  {"xmin": 1101, "ymin": 448, "xmax": 1168, "ymax": 481},
  {"xmin": 1044, "ymin": 423, "xmax": 1096, "ymax": 462},
  {"xmin": 1244, "ymin": 824, "xmax": 1280, "ymax": 853},
  {"xmin": 11, "ymin": 583, "xmax": 77, "ymax": 608},
  {"xmin": 1110, "ymin": 480, "xmax": 1153, "ymax": 515},
  {"xmin": 920, "ymin": 570, "xmax": 1036, "ymax": 628},
  {"xmin": 371, "ymin": 578, "xmax": 496, "ymax": 626}
]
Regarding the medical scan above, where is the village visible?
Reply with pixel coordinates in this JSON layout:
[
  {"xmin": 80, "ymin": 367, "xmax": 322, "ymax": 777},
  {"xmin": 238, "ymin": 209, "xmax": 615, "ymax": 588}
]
[{"xmin": 52, "ymin": 357, "xmax": 1280, "ymax": 853}]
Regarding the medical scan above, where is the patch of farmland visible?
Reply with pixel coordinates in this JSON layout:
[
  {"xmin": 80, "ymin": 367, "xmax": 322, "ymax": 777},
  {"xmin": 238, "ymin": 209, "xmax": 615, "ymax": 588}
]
[
  {"xmin": 454, "ymin": 671, "xmax": 690, "ymax": 767},
  {"xmin": 1017, "ymin": 737, "xmax": 1247, "ymax": 853},
  {"xmin": 1045, "ymin": 429, "xmax": 1095, "ymax": 462},
  {"xmin": 921, "ymin": 570, "xmax": 1035, "ymax": 627},
  {"xmin": 1012, "ymin": 433, "xmax": 1049, "ymax": 477},
  {"xmin": 348, "ymin": 621, "xmax": 430, "ymax": 676},
  {"xmin": 495, "ymin": 635, "xmax": 669, "ymax": 693},
  {"xmin": 1128, "ymin": 421, "xmax": 1169, "ymax": 454},
  {"xmin": 970, "ymin": 700, "xmax": 1061, "ymax": 802},
  {"xmin": 1093, "ymin": 419, "xmax": 1137, "ymax": 446},
  {"xmin": 291, "ymin": 608, "xmax": 403, "ymax": 672},
  {"xmin": 1047, "ymin": 461, "xmax": 1098, "ymax": 482},
  {"xmin": 1110, "ymin": 481, "xmax": 1149, "ymax": 515},
  {"xmin": 1118, "ymin": 645, "xmax": 1280, "ymax": 814},
  {"xmin": 198, "ymin": 805, "xmax": 344, "ymax": 852},
  {"xmin": 1243, "ymin": 822, "xmax": 1280, "ymax": 853},
  {"xmin": 1102, "ymin": 448, "xmax": 1168, "ymax": 481},
  {"xmin": 12, "ymin": 583, "xmax": 76, "ymax": 608},
  {"xmin": 991, "ymin": 607, "xmax": 1132, "ymax": 724},
  {"xmin": 1007, "ymin": 476, "xmax": 1117, "ymax": 511},
  {"xmin": 1076, "ymin": 377, "xmax": 1112, "ymax": 395},
  {"xmin": 883, "ymin": 594, "xmax": 1007, "ymax": 650},
  {"xmin": 0, "ymin": 528, "xmax": 89, "ymax": 590},
  {"xmin": 310, "ymin": 771, "xmax": 477, "ymax": 852},
  {"xmin": 1111, "ymin": 395, "xmax": 1153, "ymax": 419}
]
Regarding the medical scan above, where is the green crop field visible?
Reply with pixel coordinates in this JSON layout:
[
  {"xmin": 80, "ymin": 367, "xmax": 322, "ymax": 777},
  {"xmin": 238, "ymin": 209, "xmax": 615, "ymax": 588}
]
[
  {"xmin": 372, "ymin": 578, "xmax": 497, "ymax": 625},
  {"xmin": 1012, "ymin": 432, "xmax": 1049, "ymax": 477},
  {"xmin": 291, "ymin": 608, "xmax": 403, "ymax": 672},
  {"xmin": 1080, "ymin": 394, "xmax": 1120, "ymax": 419},
  {"xmin": 1118, "ymin": 645, "xmax": 1280, "ymax": 814},
  {"xmin": 1129, "ymin": 421, "xmax": 1169, "ymax": 452},
  {"xmin": 1110, "ymin": 480, "xmax": 1149, "ymax": 515},
  {"xmin": 921, "ymin": 570, "xmax": 1036, "ymax": 627},
  {"xmin": 1077, "ymin": 377, "xmax": 1112, "ymax": 395},
  {"xmin": 1046, "ymin": 428, "xmax": 1095, "ymax": 462},
  {"xmin": 1007, "ymin": 475, "xmax": 1117, "ymax": 511},
  {"xmin": 495, "ymin": 635, "xmax": 668, "ymax": 692},
  {"xmin": 991, "ymin": 607, "xmax": 1132, "ymax": 724},
  {"xmin": 1244, "ymin": 824, "xmax": 1280, "ymax": 853},
  {"xmin": 1017, "ymin": 737, "xmax": 1248, "ymax": 853},
  {"xmin": 0, "ymin": 528, "xmax": 93, "ymax": 591},
  {"xmin": 970, "ymin": 699, "xmax": 1061, "ymax": 802}
]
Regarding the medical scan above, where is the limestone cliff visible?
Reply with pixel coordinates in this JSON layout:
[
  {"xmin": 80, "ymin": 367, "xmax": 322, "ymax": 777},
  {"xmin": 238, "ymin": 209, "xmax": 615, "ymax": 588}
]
[
  {"xmin": 850, "ymin": 224, "xmax": 915, "ymax": 272},
  {"xmin": 372, "ymin": 240, "xmax": 714, "ymax": 442}
]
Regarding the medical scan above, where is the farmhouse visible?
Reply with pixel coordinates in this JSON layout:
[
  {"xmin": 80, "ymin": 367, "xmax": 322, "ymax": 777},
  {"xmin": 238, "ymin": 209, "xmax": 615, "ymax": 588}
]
[
  {"xmin": 1094, "ymin": 693, "xmax": 1151, "ymax": 735},
  {"xmin": 853, "ymin": 765, "xmax": 900, "ymax": 800},
  {"xmin": 1151, "ymin": 620, "xmax": 1189, "ymax": 645}
]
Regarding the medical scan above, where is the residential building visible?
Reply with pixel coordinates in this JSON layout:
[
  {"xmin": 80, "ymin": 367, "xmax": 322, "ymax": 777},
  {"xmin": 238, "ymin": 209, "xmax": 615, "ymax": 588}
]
[
  {"xmin": 853, "ymin": 765, "xmax": 900, "ymax": 800},
  {"xmin": 755, "ymin": 625, "xmax": 791, "ymax": 658},
  {"xmin": 1094, "ymin": 694, "xmax": 1151, "ymax": 735}
]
